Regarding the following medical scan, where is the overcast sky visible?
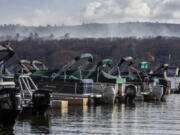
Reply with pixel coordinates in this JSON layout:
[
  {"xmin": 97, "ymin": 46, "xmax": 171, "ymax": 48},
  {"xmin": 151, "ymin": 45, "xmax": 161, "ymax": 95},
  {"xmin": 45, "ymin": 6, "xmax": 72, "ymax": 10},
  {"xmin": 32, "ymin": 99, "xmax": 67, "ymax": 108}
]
[{"xmin": 0, "ymin": 0, "xmax": 180, "ymax": 26}]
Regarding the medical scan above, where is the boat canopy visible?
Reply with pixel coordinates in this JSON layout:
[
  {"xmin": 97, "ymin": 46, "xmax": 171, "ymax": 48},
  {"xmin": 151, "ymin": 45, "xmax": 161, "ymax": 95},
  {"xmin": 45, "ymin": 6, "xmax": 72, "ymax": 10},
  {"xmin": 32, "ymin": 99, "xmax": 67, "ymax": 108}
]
[
  {"xmin": 74, "ymin": 53, "xmax": 93, "ymax": 63},
  {"xmin": 153, "ymin": 64, "xmax": 168, "ymax": 74},
  {"xmin": 32, "ymin": 60, "xmax": 48, "ymax": 70},
  {"xmin": 97, "ymin": 59, "xmax": 112, "ymax": 68},
  {"xmin": 88, "ymin": 70, "xmax": 126, "ymax": 84},
  {"xmin": 118, "ymin": 56, "xmax": 133, "ymax": 67},
  {"xmin": 19, "ymin": 59, "xmax": 31, "ymax": 65},
  {"xmin": 0, "ymin": 44, "xmax": 14, "ymax": 63},
  {"xmin": 108, "ymin": 56, "xmax": 133, "ymax": 75},
  {"xmin": 0, "ymin": 43, "xmax": 15, "ymax": 75},
  {"xmin": 98, "ymin": 71, "xmax": 126, "ymax": 84},
  {"xmin": 19, "ymin": 59, "xmax": 34, "ymax": 73}
]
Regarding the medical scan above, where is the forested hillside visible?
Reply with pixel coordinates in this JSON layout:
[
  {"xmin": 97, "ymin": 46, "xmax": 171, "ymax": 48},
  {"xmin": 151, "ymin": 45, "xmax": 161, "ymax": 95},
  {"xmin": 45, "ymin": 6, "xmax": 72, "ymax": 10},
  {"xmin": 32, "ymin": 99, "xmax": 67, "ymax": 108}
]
[{"xmin": 3, "ymin": 37, "xmax": 180, "ymax": 69}]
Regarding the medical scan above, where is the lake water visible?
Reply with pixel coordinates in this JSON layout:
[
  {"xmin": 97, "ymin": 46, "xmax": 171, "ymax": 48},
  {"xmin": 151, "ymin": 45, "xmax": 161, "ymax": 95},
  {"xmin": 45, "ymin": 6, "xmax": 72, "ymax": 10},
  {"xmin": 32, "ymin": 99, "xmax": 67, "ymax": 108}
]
[{"xmin": 1, "ymin": 94, "xmax": 180, "ymax": 135}]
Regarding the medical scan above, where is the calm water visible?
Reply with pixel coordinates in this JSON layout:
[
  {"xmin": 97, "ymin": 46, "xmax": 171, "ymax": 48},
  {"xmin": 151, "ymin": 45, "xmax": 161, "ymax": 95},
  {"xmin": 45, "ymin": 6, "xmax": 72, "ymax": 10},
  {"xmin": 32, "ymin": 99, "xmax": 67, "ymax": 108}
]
[{"xmin": 2, "ymin": 94, "xmax": 180, "ymax": 135}]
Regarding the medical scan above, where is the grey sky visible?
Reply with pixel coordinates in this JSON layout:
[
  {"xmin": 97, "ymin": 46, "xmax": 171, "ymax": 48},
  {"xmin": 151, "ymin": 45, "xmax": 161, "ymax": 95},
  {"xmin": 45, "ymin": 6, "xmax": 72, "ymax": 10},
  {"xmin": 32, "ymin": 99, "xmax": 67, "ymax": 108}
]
[{"xmin": 0, "ymin": 0, "xmax": 180, "ymax": 26}]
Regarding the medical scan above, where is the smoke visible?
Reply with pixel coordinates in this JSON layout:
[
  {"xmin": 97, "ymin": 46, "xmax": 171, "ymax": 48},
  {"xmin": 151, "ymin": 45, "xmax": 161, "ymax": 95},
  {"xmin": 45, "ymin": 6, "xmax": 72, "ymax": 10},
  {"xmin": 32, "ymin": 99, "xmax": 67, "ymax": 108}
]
[{"xmin": 1, "ymin": 22, "xmax": 180, "ymax": 41}]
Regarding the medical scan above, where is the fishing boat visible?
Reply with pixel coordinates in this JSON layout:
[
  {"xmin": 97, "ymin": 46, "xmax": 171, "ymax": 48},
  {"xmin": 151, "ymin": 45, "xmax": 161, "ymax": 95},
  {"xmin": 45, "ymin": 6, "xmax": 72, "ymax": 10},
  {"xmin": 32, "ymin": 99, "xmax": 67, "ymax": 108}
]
[
  {"xmin": 134, "ymin": 61, "xmax": 164, "ymax": 101},
  {"xmin": 109, "ymin": 56, "xmax": 165, "ymax": 102},
  {"xmin": 84, "ymin": 58, "xmax": 126, "ymax": 104},
  {"xmin": 108, "ymin": 56, "xmax": 138, "ymax": 103},
  {"xmin": 150, "ymin": 64, "xmax": 171, "ymax": 94},
  {"xmin": 0, "ymin": 43, "xmax": 22, "ymax": 131},
  {"xmin": 17, "ymin": 54, "xmax": 94, "ymax": 103},
  {"xmin": 16, "ymin": 74, "xmax": 52, "ymax": 114},
  {"xmin": 52, "ymin": 57, "xmax": 126, "ymax": 104},
  {"xmin": 12, "ymin": 50, "xmax": 52, "ymax": 115}
]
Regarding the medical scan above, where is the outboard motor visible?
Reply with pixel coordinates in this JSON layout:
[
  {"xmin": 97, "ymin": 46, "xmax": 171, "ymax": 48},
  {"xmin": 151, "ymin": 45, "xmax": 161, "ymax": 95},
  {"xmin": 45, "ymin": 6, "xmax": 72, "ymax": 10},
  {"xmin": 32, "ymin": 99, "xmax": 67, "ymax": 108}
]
[
  {"xmin": 0, "ymin": 88, "xmax": 22, "ymax": 131},
  {"xmin": 32, "ymin": 89, "xmax": 52, "ymax": 114},
  {"xmin": 103, "ymin": 86, "xmax": 116, "ymax": 104},
  {"xmin": 151, "ymin": 85, "xmax": 164, "ymax": 101},
  {"xmin": 124, "ymin": 85, "xmax": 137, "ymax": 104}
]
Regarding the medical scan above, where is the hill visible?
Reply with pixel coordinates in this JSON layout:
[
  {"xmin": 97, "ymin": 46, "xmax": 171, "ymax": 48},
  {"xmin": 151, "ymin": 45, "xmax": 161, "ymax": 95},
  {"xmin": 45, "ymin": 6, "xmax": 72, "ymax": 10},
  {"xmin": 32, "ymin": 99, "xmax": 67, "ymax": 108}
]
[{"xmin": 1, "ymin": 22, "xmax": 180, "ymax": 41}]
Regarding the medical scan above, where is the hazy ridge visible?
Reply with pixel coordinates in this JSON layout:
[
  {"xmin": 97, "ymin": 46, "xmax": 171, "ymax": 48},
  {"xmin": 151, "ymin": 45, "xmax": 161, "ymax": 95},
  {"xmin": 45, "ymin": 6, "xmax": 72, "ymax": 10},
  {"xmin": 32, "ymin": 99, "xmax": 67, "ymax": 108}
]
[{"xmin": 1, "ymin": 22, "xmax": 180, "ymax": 41}]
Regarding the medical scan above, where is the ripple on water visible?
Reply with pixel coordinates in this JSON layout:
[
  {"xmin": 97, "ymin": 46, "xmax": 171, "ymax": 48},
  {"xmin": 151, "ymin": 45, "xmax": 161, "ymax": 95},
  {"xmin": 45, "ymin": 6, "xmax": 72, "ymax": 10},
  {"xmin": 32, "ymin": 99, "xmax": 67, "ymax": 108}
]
[{"xmin": 9, "ymin": 94, "xmax": 180, "ymax": 135}]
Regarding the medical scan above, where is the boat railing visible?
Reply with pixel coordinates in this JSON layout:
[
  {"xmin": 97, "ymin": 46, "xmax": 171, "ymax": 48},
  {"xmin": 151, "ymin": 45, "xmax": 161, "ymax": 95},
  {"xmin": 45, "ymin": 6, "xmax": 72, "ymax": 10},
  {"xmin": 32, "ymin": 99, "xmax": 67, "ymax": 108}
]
[{"xmin": 18, "ymin": 74, "xmax": 38, "ymax": 99}]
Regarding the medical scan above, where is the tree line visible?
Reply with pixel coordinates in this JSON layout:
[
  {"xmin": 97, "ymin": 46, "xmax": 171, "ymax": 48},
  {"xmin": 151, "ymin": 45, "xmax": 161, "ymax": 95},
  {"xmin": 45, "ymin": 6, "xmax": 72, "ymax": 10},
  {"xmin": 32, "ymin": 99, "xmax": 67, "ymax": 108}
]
[{"xmin": 1, "ymin": 36, "xmax": 180, "ymax": 69}]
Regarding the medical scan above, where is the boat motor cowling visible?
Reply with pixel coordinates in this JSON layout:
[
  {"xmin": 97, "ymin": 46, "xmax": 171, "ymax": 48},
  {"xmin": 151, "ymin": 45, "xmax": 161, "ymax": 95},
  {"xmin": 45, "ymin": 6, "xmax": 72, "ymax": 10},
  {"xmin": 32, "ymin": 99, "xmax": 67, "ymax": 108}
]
[
  {"xmin": 32, "ymin": 89, "xmax": 52, "ymax": 113},
  {"xmin": 125, "ymin": 85, "xmax": 137, "ymax": 104},
  {"xmin": 0, "ymin": 88, "xmax": 22, "ymax": 131},
  {"xmin": 0, "ymin": 88, "xmax": 21, "ymax": 111}
]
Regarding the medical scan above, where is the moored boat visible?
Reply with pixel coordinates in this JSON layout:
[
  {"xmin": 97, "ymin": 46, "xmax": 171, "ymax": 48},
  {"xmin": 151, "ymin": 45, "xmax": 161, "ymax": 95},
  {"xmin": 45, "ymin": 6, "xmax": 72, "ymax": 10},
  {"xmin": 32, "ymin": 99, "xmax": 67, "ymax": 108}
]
[{"xmin": 0, "ymin": 43, "xmax": 22, "ymax": 131}]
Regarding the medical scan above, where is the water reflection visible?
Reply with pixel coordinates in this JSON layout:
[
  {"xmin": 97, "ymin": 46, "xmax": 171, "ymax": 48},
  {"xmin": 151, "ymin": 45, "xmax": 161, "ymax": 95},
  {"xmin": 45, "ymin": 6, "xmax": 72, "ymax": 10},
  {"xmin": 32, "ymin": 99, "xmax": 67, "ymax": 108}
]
[
  {"xmin": 30, "ymin": 115, "xmax": 51, "ymax": 134},
  {"xmin": 0, "ymin": 131, "xmax": 14, "ymax": 135},
  {"xmin": 15, "ymin": 113, "xmax": 51, "ymax": 135},
  {"xmin": 5, "ymin": 95, "xmax": 180, "ymax": 135}
]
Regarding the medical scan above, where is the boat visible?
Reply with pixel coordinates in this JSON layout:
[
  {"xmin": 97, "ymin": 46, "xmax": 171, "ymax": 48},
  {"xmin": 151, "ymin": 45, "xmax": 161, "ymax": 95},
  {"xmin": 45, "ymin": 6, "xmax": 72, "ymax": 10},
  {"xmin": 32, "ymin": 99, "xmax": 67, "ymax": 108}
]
[
  {"xmin": 12, "ymin": 49, "xmax": 52, "ymax": 115},
  {"xmin": 133, "ymin": 60, "xmax": 165, "ymax": 101},
  {"xmin": 17, "ymin": 54, "xmax": 94, "ymax": 102},
  {"xmin": 0, "ymin": 43, "xmax": 22, "ymax": 131},
  {"xmin": 16, "ymin": 74, "xmax": 52, "ymax": 115},
  {"xmin": 17, "ymin": 54, "xmax": 127, "ymax": 104},
  {"xmin": 108, "ymin": 56, "xmax": 138, "ymax": 103},
  {"xmin": 166, "ymin": 66, "xmax": 180, "ymax": 93},
  {"xmin": 150, "ymin": 64, "xmax": 171, "ymax": 94},
  {"xmin": 84, "ymin": 58, "xmax": 127, "ymax": 104},
  {"xmin": 109, "ymin": 56, "xmax": 165, "ymax": 102}
]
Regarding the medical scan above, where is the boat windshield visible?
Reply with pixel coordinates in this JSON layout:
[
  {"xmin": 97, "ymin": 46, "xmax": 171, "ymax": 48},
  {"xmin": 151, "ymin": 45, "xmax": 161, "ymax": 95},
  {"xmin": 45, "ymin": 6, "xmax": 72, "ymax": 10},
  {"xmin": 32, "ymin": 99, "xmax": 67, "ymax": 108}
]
[{"xmin": 167, "ymin": 67, "xmax": 177, "ymax": 77}]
